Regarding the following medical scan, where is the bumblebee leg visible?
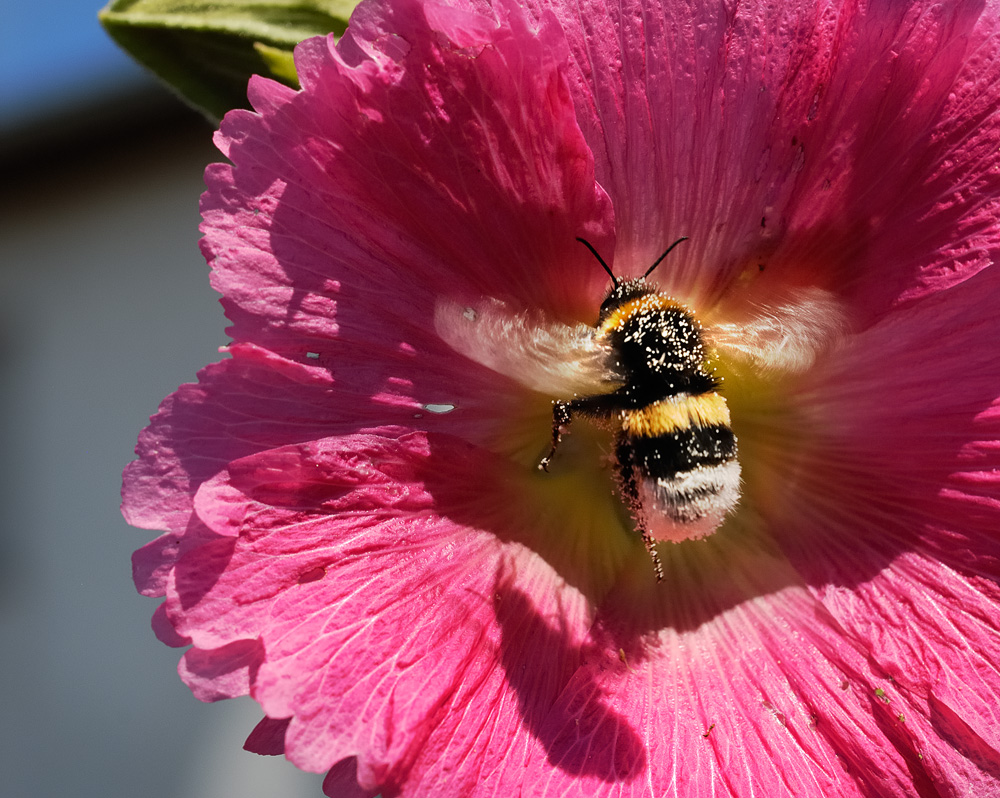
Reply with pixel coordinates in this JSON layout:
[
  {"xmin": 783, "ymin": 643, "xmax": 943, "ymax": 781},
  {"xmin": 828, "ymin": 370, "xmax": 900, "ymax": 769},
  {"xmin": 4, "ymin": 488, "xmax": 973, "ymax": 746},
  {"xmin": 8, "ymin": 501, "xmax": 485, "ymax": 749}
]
[
  {"xmin": 641, "ymin": 533, "xmax": 665, "ymax": 583},
  {"xmin": 539, "ymin": 390, "xmax": 628, "ymax": 472},
  {"xmin": 615, "ymin": 437, "xmax": 664, "ymax": 583},
  {"xmin": 538, "ymin": 401, "xmax": 572, "ymax": 472}
]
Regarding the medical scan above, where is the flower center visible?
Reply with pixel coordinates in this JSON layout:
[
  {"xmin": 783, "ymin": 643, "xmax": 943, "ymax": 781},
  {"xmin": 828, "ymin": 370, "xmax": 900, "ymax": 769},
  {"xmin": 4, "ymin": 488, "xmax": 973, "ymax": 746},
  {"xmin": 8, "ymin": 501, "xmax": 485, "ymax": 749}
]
[{"xmin": 434, "ymin": 286, "xmax": 847, "ymax": 591}]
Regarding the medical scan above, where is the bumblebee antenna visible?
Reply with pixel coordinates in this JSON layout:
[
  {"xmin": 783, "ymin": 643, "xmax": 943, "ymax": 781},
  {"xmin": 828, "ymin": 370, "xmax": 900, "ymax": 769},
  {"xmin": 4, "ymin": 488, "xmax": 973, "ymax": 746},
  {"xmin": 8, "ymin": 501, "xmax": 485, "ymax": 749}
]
[
  {"xmin": 643, "ymin": 236, "xmax": 689, "ymax": 278},
  {"xmin": 576, "ymin": 237, "xmax": 617, "ymax": 287}
]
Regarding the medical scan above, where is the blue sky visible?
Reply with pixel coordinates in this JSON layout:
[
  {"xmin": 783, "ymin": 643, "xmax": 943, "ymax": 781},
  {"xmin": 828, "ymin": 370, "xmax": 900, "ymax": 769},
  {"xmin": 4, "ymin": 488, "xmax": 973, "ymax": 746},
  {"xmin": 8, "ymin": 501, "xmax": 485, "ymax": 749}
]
[{"xmin": 2, "ymin": 0, "xmax": 153, "ymax": 133}]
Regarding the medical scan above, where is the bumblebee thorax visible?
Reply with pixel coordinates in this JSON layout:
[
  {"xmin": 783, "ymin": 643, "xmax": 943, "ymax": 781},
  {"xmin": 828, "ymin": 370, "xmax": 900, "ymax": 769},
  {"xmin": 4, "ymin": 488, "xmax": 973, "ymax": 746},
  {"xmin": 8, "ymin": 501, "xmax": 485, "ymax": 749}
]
[{"xmin": 597, "ymin": 287, "xmax": 712, "ymax": 399}]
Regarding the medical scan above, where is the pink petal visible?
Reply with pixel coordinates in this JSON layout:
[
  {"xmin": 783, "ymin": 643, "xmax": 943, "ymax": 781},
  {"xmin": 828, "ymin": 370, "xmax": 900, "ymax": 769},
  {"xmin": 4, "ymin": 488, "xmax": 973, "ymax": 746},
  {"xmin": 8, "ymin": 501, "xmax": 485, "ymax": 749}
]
[
  {"xmin": 128, "ymin": 0, "xmax": 619, "ymax": 543},
  {"xmin": 165, "ymin": 432, "xmax": 444, "ymax": 649},
  {"xmin": 167, "ymin": 430, "xmax": 595, "ymax": 784},
  {"xmin": 268, "ymin": 546, "xmax": 594, "ymax": 788},
  {"xmin": 179, "ymin": 638, "xmax": 264, "ymax": 702},
  {"xmin": 151, "ymin": 601, "xmax": 190, "ymax": 648},
  {"xmin": 736, "ymin": 246, "xmax": 1000, "ymax": 791},
  {"xmin": 533, "ymin": 0, "xmax": 1000, "ymax": 318},
  {"xmin": 132, "ymin": 533, "xmax": 182, "ymax": 597},
  {"xmin": 323, "ymin": 757, "xmax": 378, "ymax": 798},
  {"xmin": 202, "ymin": 0, "xmax": 614, "ymax": 352},
  {"xmin": 244, "ymin": 716, "xmax": 290, "ymax": 756},
  {"xmin": 124, "ymin": 341, "xmax": 483, "ymax": 540},
  {"xmin": 525, "ymin": 534, "xmax": 932, "ymax": 798}
]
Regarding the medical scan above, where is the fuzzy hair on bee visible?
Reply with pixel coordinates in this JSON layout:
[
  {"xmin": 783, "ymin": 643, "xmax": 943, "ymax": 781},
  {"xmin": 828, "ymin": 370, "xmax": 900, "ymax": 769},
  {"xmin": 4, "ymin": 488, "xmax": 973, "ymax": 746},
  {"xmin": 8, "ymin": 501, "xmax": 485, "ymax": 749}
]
[{"xmin": 434, "ymin": 239, "xmax": 845, "ymax": 582}]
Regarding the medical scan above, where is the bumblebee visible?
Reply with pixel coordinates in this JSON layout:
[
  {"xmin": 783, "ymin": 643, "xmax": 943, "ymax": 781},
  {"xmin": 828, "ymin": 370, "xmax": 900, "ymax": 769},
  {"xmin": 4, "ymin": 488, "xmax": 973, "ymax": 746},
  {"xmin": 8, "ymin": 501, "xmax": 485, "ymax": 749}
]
[
  {"xmin": 537, "ymin": 239, "xmax": 739, "ymax": 580},
  {"xmin": 434, "ymin": 240, "xmax": 844, "ymax": 581}
]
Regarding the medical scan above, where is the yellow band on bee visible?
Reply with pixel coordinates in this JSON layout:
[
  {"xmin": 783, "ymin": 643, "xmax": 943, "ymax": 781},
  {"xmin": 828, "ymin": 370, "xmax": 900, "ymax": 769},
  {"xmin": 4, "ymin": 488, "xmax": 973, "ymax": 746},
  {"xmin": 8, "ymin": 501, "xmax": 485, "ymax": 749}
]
[
  {"xmin": 599, "ymin": 295, "xmax": 688, "ymax": 336},
  {"xmin": 621, "ymin": 393, "xmax": 731, "ymax": 437}
]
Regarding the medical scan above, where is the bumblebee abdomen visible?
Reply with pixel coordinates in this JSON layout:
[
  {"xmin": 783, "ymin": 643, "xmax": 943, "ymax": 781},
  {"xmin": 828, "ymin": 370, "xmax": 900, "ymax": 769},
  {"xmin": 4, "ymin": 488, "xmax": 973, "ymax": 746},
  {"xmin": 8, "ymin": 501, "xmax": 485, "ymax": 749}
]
[
  {"xmin": 618, "ymin": 391, "xmax": 740, "ymax": 542},
  {"xmin": 635, "ymin": 460, "xmax": 742, "ymax": 543}
]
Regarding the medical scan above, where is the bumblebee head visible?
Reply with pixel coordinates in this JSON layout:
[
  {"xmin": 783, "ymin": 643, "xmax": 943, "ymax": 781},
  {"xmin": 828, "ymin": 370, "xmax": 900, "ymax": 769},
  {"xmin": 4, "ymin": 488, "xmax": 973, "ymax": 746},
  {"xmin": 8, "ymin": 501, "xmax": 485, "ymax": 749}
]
[
  {"xmin": 597, "ymin": 278, "xmax": 657, "ymax": 323},
  {"xmin": 576, "ymin": 236, "xmax": 689, "ymax": 324}
]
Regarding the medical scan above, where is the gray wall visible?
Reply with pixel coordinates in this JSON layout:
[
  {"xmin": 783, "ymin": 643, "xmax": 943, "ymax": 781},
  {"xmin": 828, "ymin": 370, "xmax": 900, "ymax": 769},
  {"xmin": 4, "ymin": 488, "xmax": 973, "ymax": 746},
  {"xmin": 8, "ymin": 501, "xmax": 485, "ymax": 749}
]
[{"xmin": 0, "ymin": 120, "xmax": 322, "ymax": 798}]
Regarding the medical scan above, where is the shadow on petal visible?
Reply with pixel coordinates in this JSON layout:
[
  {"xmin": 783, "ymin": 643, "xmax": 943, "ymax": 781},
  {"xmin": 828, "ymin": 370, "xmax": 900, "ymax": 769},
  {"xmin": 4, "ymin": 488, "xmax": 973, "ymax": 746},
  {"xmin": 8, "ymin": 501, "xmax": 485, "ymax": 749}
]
[{"xmin": 492, "ymin": 577, "xmax": 647, "ymax": 781}]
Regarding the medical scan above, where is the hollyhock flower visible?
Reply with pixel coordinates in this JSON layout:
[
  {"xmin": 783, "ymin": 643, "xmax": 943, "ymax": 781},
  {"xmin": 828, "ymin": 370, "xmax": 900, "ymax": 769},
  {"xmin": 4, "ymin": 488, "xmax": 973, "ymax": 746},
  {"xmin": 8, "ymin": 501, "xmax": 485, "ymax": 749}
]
[{"xmin": 124, "ymin": 0, "xmax": 1000, "ymax": 795}]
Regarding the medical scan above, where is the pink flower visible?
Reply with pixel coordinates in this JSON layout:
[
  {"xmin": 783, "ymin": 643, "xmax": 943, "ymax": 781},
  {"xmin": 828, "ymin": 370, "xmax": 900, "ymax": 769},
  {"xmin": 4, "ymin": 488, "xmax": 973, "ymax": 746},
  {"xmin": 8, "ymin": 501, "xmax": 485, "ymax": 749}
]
[{"xmin": 125, "ymin": 0, "xmax": 1000, "ymax": 795}]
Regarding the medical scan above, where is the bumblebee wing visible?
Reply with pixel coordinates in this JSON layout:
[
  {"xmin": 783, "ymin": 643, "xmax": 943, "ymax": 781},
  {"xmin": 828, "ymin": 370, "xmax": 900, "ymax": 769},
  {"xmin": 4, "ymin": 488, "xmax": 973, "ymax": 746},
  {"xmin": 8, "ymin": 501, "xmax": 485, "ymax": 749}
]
[
  {"xmin": 705, "ymin": 287, "xmax": 847, "ymax": 373},
  {"xmin": 434, "ymin": 298, "xmax": 619, "ymax": 395}
]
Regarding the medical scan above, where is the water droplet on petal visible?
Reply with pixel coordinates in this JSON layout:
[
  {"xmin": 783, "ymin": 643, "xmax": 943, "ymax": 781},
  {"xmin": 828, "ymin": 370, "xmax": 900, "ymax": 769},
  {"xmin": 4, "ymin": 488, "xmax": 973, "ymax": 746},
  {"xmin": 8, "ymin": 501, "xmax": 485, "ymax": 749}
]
[{"xmin": 423, "ymin": 403, "xmax": 456, "ymax": 414}]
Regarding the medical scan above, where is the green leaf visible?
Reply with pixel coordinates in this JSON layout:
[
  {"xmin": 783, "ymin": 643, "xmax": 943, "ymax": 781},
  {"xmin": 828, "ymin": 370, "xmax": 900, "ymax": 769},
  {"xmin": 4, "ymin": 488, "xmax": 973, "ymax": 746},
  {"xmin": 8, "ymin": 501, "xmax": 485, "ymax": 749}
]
[
  {"xmin": 99, "ymin": 0, "xmax": 358, "ymax": 120},
  {"xmin": 254, "ymin": 42, "xmax": 300, "ymax": 87}
]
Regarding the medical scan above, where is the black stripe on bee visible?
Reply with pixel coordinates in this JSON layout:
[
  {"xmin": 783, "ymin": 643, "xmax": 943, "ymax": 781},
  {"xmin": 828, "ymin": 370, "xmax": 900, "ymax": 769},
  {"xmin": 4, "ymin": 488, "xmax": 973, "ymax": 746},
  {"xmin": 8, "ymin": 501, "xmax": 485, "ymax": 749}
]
[{"xmin": 627, "ymin": 424, "xmax": 738, "ymax": 477}]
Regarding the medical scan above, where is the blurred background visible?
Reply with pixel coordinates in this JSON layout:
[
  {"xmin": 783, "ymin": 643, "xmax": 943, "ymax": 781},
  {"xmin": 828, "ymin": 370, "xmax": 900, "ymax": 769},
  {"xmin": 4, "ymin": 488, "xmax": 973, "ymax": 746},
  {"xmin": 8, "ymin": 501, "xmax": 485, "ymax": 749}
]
[{"xmin": 1, "ymin": 2, "xmax": 320, "ymax": 796}]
